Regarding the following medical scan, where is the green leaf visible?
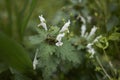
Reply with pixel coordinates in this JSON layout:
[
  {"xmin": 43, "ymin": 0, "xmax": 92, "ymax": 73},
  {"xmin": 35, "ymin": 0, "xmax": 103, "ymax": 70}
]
[
  {"xmin": 106, "ymin": 16, "xmax": 119, "ymax": 32},
  {"xmin": 95, "ymin": 37, "xmax": 109, "ymax": 49},
  {"xmin": 95, "ymin": 66, "xmax": 101, "ymax": 72},
  {"xmin": 25, "ymin": 27, "xmax": 46, "ymax": 47},
  {"xmin": 0, "ymin": 32, "xmax": 33, "ymax": 74},
  {"xmin": 21, "ymin": 0, "xmax": 37, "ymax": 36},
  {"xmin": 49, "ymin": 26, "xmax": 60, "ymax": 35},
  {"xmin": 29, "ymin": 34, "xmax": 47, "ymax": 46},
  {"xmin": 56, "ymin": 41, "xmax": 80, "ymax": 63},
  {"xmin": 37, "ymin": 43, "xmax": 59, "ymax": 79},
  {"xmin": 108, "ymin": 32, "xmax": 120, "ymax": 41},
  {"xmin": 13, "ymin": 0, "xmax": 37, "ymax": 42}
]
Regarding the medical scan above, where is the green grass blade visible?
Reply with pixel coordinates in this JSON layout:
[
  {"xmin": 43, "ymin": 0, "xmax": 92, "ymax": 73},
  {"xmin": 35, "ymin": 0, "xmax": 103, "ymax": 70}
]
[
  {"xmin": 5, "ymin": 0, "xmax": 12, "ymax": 36},
  {"xmin": 20, "ymin": 0, "xmax": 37, "ymax": 40}
]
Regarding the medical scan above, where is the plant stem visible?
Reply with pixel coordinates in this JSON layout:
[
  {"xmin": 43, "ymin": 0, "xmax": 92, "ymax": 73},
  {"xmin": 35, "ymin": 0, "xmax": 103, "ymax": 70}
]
[
  {"xmin": 96, "ymin": 56, "xmax": 112, "ymax": 80},
  {"xmin": 103, "ymin": 49, "xmax": 115, "ymax": 72}
]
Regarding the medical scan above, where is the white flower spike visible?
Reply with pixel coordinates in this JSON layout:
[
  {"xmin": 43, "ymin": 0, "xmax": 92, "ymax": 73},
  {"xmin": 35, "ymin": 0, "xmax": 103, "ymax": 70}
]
[
  {"xmin": 56, "ymin": 19, "xmax": 70, "ymax": 47},
  {"xmin": 60, "ymin": 20, "xmax": 70, "ymax": 33},
  {"xmin": 33, "ymin": 49, "xmax": 39, "ymax": 70},
  {"xmin": 86, "ymin": 43, "xmax": 93, "ymax": 49},
  {"xmin": 93, "ymin": 35, "xmax": 102, "ymax": 43},
  {"xmin": 86, "ymin": 43, "xmax": 95, "ymax": 58},
  {"xmin": 80, "ymin": 16, "xmax": 86, "ymax": 24},
  {"xmin": 87, "ymin": 16, "xmax": 92, "ymax": 23},
  {"xmin": 88, "ymin": 48, "xmax": 95, "ymax": 58},
  {"xmin": 56, "ymin": 33, "xmax": 65, "ymax": 42},
  {"xmin": 56, "ymin": 33, "xmax": 65, "ymax": 46},
  {"xmin": 81, "ymin": 24, "xmax": 86, "ymax": 37},
  {"xmin": 88, "ymin": 26, "xmax": 97, "ymax": 39},
  {"xmin": 84, "ymin": 32, "xmax": 88, "ymax": 38},
  {"xmin": 38, "ymin": 15, "xmax": 48, "ymax": 31},
  {"xmin": 86, "ymin": 35, "xmax": 102, "ymax": 58}
]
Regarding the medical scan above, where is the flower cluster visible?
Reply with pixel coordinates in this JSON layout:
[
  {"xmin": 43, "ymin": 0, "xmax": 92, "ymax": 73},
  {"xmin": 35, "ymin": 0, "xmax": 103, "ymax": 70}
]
[
  {"xmin": 56, "ymin": 33, "xmax": 65, "ymax": 46},
  {"xmin": 79, "ymin": 15, "xmax": 97, "ymax": 39},
  {"xmin": 87, "ymin": 26, "xmax": 97, "ymax": 39},
  {"xmin": 32, "ymin": 15, "xmax": 71, "ymax": 69},
  {"xmin": 56, "ymin": 20, "xmax": 70, "ymax": 46},
  {"xmin": 86, "ymin": 35, "xmax": 102, "ymax": 58},
  {"xmin": 37, "ymin": 15, "xmax": 70, "ymax": 47},
  {"xmin": 38, "ymin": 15, "xmax": 48, "ymax": 31},
  {"xmin": 79, "ymin": 15, "xmax": 101, "ymax": 58}
]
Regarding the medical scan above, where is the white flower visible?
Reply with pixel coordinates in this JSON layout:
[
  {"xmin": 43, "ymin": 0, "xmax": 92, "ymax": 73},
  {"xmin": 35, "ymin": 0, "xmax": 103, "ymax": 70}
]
[
  {"xmin": 87, "ymin": 26, "xmax": 97, "ymax": 39},
  {"xmin": 86, "ymin": 43, "xmax": 95, "ymax": 58},
  {"xmin": 60, "ymin": 20, "xmax": 70, "ymax": 33},
  {"xmin": 39, "ymin": 15, "xmax": 45, "ymax": 23},
  {"xmin": 56, "ymin": 20, "xmax": 70, "ymax": 47},
  {"xmin": 88, "ymin": 48, "xmax": 95, "ymax": 58},
  {"xmin": 38, "ymin": 22, "xmax": 47, "ymax": 31},
  {"xmin": 84, "ymin": 32, "xmax": 88, "ymax": 38},
  {"xmin": 55, "ymin": 33, "xmax": 65, "ymax": 46},
  {"xmin": 38, "ymin": 15, "xmax": 48, "ymax": 31},
  {"xmin": 33, "ymin": 49, "xmax": 39, "ymax": 70},
  {"xmin": 56, "ymin": 42, "xmax": 63, "ymax": 46},
  {"xmin": 86, "ymin": 35, "xmax": 102, "ymax": 58},
  {"xmin": 93, "ymin": 35, "xmax": 102, "ymax": 43},
  {"xmin": 87, "ymin": 16, "xmax": 92, "ymax": 23},
  {"xmin": 80, "ymin": 16, "xmax": 86, "ymax": 24},
  {"xmin": 86, "ymin": 43, "xmax": 93, "ymax": 49},
  {"xmin": 81, "ymin": 24, "xmax": 86, "ymax": 37},
  {"xmin": 56, "ymin": 33, "xmax": 65, "ymax": 42}
]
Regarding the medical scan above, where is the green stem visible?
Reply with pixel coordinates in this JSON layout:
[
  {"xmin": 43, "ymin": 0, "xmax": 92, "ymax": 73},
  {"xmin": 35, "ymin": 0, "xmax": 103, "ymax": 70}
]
[
  {"xmin": 103, "ymin": 49, "xmax": 115, "ymax": 71},
  {"xmin": 103, "ymin": 49, "xmax": 117, "ymax": 79},
  {"xmin": 96, "ymin": 56, "xmax": 112, "ymax": 80}
]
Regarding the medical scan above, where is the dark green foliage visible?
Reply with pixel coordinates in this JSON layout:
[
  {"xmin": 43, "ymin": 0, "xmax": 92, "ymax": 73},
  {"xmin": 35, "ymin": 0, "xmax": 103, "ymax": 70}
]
[
  {"xmin": 56, "ymin": 41, "xmax": 80, "ymax": 63},
  {"xmin": 0, "ymin": 32, "xmax": 33, "ymax": 74}
]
